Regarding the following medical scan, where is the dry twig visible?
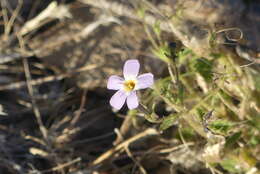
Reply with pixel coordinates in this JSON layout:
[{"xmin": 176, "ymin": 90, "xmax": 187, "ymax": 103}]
[{"xmin": 91, "ymin": 128, "xmax": 158, "ymax": 166}]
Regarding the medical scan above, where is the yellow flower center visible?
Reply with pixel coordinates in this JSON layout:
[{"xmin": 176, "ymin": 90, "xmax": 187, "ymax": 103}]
[{"xmin": 124, "ymin": 80, "xmax": 136, "ymax": 92}]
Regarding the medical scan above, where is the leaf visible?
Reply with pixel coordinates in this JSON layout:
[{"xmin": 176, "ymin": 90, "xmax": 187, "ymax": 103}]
[
  {"xmin": 177, "ymin": 48, "xmax": 194, "ymax": 64},
  {"xmin": 144, "ymin": 113, "xmax": 161, "ymax": 123},
  {"xmin": 220, "ymin": 159, "xmax": 240, "ymax": 173},
  {"xmin": 208, "ymin": 119, "xmax": 234, "ymax": 135},
  {"xmin": 249, "ymin": 135, "xmax": 260, "ymax": 146},
  {"xmin": 136, "ymin": 7, "xmax": 146, "ymax": 18},
  {"xmin": 249, "ymin": 115, "xmax": 260, "ymax": 131},
  {"xmin": 176, "ymin": 83, "xmax": 184, "ymax": 104},
  {"xmin": 153, "ymin": 20, "xmax": 161, "ymax": 36},
  {"xmin": 252, "ymin": 73, "xmax": 260, "ymax": 91},
  {"xmin": 152, "ymin": 45, "xmax": 171, "ymax": 63},
  {"xmin": 192, "ymin": 58, "xmax": 213, "ymax": 82},
  {"xmin": 225, "ymin": 131, "xmax": 242, "ymax": 148},
  {"xmin": 159, "ymin": 113, "xmax": 179, "ymax": 131},
  {"xmin": 156, "ymin": 77, "xmax": 177, "ymax": 103}
]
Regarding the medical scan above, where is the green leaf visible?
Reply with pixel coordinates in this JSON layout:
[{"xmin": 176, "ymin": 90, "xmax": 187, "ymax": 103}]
[
  {"xmin": 179, "ymin": 127, "xmax": 196, "ymax": 140},
  {"xmin": 253, "ymin": 73, "xmax": 260, "ymax": 91},
  {"xmin": 225, "ymin": 132, "xmax": 242, "ymax": 148},
  {"xmin": 196, "ymin": 107, "xmax": 207, "ymax": 121},
  {"xmin": 177, "ymin": 83, "xmax": 184, "ymax": 104},
  {"xmin": 144, "ymin": 113, "xmax": 161, "ymax": 123},
  {"xmin": 136, "ymin": 7, "xmax": 146, "ymax": 18},
  {"xmin": 249, "ymin": 114, "xmax": 260, "ymax": 131},
  {"xmin": 153, "ymin": 21, "xmax": 161, "ymax": 36},
  {"xmin": 156, "ymin": 77, "xmax": 177, "ymax": 103},
  {"xmin": 220, "ymin": 159, "xmax": 240, "ymax": 173},
  {"xmin": 209, "ymin": 32, "xmax": 217, "ymax": 48},
  {"xmin": 177, "ymin": 48, "xmax": 193, "ymax": 64},
  {"xmin": 159, "ymin": 113, "xmax": 179, "ymax": 131},
  {"xmin": 249, "ymin": 135, "xmax": 260, "ymax": 146},
  {"xmin": 208, "ymin": 119, "xmax": 234, "ymax": 135},
  {"xmin": 192, "ymin": 58, "xmax": 213, "ymax": 82},
  {"xmin": 152, "ymin": 45, "xmax": 171, "ymax": 63}
]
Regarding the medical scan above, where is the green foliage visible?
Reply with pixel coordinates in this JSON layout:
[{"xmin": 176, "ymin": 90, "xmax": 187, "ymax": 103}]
[
  {"xmin": 156, "ymin": 77, "xmax": 177, "ymax": 103},
  {"xmin": 177, "ymin": 48, "xmax": 194, "ymax": 64},
  {"xmin": 141, "ymin": 12, "xmax": 260, "ymax": 173},
  {"xmin": 178, "ymin": 127, "xmax": 197, "ymax": 140},
  {"xmin": 191, "ymin": 58, "xmax": 213, "ymax": 82},
  {"xmin": 159, "ymin": 113, "xmax": 179, "ymax": 131},
  {"xmin": 249, "ymin": 135, "xmax": 260, "ymax": 146},
  {"xmin": 152, "ymin": 45, "xmax": 171, "ymax": 63},
  {"xmin": 220, "ymin": 159, "xmax": 241, "ymax": 173},
  {"xmin": 195, "ymin": 107, "xmax": 207, "ymax": 121},
  {"xmin": 249, "ymin": 115, "xmax": 260, "ymax": 131},
  {"xmin": 136, "ymin": 6, "xmax": 146, "ymax": 18},
  {"xmin": 208, "ymin": 120, "xmax": 234, "ymax": 135},
  {"xmin": 252, "ymin": 73, "xmax": 260, "ymax": 91},
  {"xmin": 153, "ymin": 21, "xmax": 161, "ymax": 36},
  {"xmin": 225, "ymin": 132, "xmax": 242, "ymax": 148},
  {"xmin": 209, "ymin": 32, "xmax": 217, "ymax": 48}
]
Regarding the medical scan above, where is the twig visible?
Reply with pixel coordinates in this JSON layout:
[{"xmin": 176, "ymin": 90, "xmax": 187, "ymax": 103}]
[
  {"xmin": 70, "ymin": 89, "xmax": 87, "ymax": 126},
  {"xmin": 114, "ymin": 128, "xmax": 147, "ymax": 174},
  {"xmin": 0, "ymin": 64, "xmax": 98, "ymax": 91},
  {"xmin": 113, "ymin": 115, "xmax": 132, "ymax": 145},
  {"xmin": 91, "ymin": 128, "xmax": 158, "ymax": 165},
  {"xmin": 125, "ymin": 146, "xmax": 147, "ymax": 174},
  {"xmin": 78, "ymin": 0, "xmax": 171, "ymax": 32},
  {"xmin": 1, "ymin": 0, "xmax": 23, "ymax": 40},
  {"xmin": 34, "ymin": 157, "xmax": 81, "ymax": 173},
  {"xmin": 158, "ymin": 142, "xmax": 194, "ymax": 153},
  {"xmin": 23, "ymin": 58, "xmax": 48, "ymax": 139},
  {"xmin": 0, "ymin": 53, "xmax": 26, "ymax": 64},
  {"xmin": 19, "ymin": 1, "xmax": 71, "ymax": 36}
]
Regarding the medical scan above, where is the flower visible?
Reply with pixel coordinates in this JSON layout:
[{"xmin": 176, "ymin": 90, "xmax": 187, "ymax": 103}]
[{"xmin": 107, "ymin": 59, "xmax": 154, "ymax": 110}]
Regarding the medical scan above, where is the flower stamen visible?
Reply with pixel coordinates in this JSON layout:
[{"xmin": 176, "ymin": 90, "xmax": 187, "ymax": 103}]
[{"xmin": 124, "ymin": 80, "xmax": 136, "ymax": 92}]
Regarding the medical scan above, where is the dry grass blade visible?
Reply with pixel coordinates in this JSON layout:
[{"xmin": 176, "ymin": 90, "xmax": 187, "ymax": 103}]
[
  {"xmin": 78, "ymin": 0, "xmax": 171, "ymax": 32},
  {"xmin": 0, "ymin": 64, "xmax": 98, "ymax": 91},
  {"xmin": 91, "ymin": 128, "xmax": 158, "ymax": 166},
  {"xmin": 32, "ymin": 158, "xmax": 81, "ymax": 174},
  {"xmin": 22, "ymin": 58, "xmax": 48, "ymax": 139},
  {"xmin": 19, "ymin": 1, "xmax": 71, "ymax": 36}
]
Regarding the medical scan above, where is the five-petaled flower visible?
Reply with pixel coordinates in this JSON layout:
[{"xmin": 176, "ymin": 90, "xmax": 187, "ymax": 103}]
[{"xmin": 107, "ymin": 59, "xmax": 154, "ymax": 110}]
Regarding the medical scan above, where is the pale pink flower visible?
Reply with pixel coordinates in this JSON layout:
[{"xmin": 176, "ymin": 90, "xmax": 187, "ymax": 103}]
[{"xmin": 107, "ymin": 59, "xmax": 154, "ymax": 110}]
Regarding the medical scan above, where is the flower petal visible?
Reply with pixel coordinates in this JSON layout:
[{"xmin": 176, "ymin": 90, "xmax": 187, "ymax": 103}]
[
  {"xmin": 110, "ymin": 90, "xmax": 127, "ymax": 110},
  {"xmin": 126, "ymin": 91, "xmax": 139, "ymax": 109},
  {"xmin": 107, "ymin": 75, "xmax": 124, "ymax": 90},
  {"xmin": 123, "ymin": 59, "xmax": 140, "ymax": 79},
  {"xmin": 136, "ymin": 73, "xmax": 154, "ymax": 90}
]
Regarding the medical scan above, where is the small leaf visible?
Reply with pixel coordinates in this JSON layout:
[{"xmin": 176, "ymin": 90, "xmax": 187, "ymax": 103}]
[
  {"xmin": 209, "ymin": 32, "xmax": 217, "ymax": 48},
  {"xmin": 220, "ymin": 159, "xmax": 240, "ymax": 173},
  {"xmin": 152, "ymin": 45, "xmax": 171, "ymax": 63},
  {"xmin": 208, "ymin": 119, "xmax": 234, "ymax": 135},
  {"xmin": 177, "ymin": 83, "xmax": 184, "ymax": 104},
  {"xmin": 225, "ymin": 131, "xmax": 242, "ymax": 148},
  {"xmin": 153, "ymin": 21, "xmax": 161, "ymax": 36},
  {"xmin": 192, "ymin": 58, "xmax": 213, "ymax": 82},
  {"xmin": 249, "ymin": 135, "xmax": 260, "ymax": 146},
  {"xmin": 159, "ymin": 113, "xmax": 179, "ymax": 131},
  {"xmin": 249, "ymin": 115, "xmax": 260, "ymax": 131},
  {"xmin": 156, "ymin": 77, "xmax": 177, "ymax": 103},
  {"xmin": 252, "ymin": 74, "xmax": 260, "ymax": 91},
  {"xmin": 136, "ymin": 7, "xmax": 146, "ymax": 18},
  {"xmin": 144, "ymin": 113, "xmax": 161, "ymax": 123}
]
